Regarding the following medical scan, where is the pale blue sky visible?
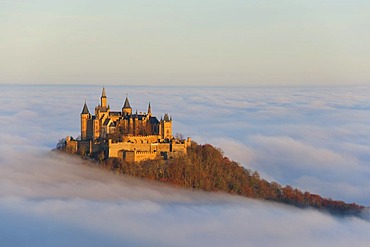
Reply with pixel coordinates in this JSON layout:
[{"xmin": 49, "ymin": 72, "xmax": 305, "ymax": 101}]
[{"xmin": 1, "ymin": 0, "xmax": 370, "ymax": 86}]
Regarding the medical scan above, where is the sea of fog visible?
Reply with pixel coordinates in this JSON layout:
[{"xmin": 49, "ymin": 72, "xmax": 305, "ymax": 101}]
[{"xmin": 1, "ymin": 84, "xmax": 370, "ymax": 246}]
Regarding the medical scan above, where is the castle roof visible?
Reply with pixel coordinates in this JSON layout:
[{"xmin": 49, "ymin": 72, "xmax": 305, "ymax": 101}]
[
  {"xmin": 101, "ymin": 87, "xmax": 106, "ymax": 97},
  {"xmin": 103, "ymin": 118, "xmax": 111, "ymax": 126},
  {"xmin": 148, "ymin": 102, "xmax": 152, "ymax": 114},
  {"xmin": 109, "ymin": 111, "xmax": 121, "ymax": 116},
  {"xmin": 150, "ymin": 116, "xmax": 159, "ymax": 124},
  {"xmin": 81, "ymin": 102, "xmax": 90, "ymax": 114},
  {"xmin": 133, "ymin": 113, "xmax": 145, "ymax": 120},
  {"xmin": 123, "ymin": 96, "xmax": 131, "ymax": 109},
  {"xmin": 163, "ymin": 113, "xmax": 170, "ymax": 121}
]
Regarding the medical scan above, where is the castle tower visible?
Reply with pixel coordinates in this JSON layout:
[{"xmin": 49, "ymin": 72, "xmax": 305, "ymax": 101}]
[
  {"xmin": 160, "ymin": 113, "xmax": 172, "ymax": 140},
  {"xmin": 81, "ymin": 102, "xmax": 90, "ymax": 140},
  {"xmin": 122, "ymin": 96, "xmax": 132, "ymax": 116},
  {"xmin": 101, "ymin": 87, "xmax": 107, "ymax": 108}
]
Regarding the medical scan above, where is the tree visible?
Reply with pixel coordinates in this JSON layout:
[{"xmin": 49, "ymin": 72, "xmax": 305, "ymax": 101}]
[
  {"xmin": 56, "ymin": 138, "xmax": 66, "ymax": 150},
  {"xmin": 97, "ymin": 151, "xmax": 105, "ymax": 163},
  {"xmin": 175, "ymin": 133, "xmax": 184, "ymax": 140}
]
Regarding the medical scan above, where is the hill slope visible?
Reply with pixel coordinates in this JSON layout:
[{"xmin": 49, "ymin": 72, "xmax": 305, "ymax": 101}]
[{"xmin": 77, "ymin": 141, "xmax": 365, "ymax": 217}]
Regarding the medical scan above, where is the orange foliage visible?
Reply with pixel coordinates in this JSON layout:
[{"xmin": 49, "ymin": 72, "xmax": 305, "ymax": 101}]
[{"xmin": 96, "ymin": 142, "xmax": 364, "ymax": 217}]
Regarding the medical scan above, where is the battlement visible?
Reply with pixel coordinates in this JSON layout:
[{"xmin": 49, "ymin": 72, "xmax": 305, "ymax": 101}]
[{"xmin": 121, "ymin": 135, "xmax": 160, "ymax": 144}]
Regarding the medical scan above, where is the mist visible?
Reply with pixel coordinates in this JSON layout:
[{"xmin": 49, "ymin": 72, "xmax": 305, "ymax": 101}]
[{"xmin": 1, "ymin": 84, "xmax": 370, "ymax": 246}]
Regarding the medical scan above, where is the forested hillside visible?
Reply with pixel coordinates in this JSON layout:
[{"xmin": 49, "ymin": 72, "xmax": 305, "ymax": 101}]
[{"xmin": 90, "ymin": 142, "xmax": 365, "ymax": 216}]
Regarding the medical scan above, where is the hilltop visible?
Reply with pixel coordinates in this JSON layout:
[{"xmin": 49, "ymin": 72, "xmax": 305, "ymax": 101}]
[
  {"xmin": 58, "ymin": 87, "xmax": 366, "ymax": 217},
  {"xmin": 58, "ymin": 140, "xmax": 365, "ymax": 217}
]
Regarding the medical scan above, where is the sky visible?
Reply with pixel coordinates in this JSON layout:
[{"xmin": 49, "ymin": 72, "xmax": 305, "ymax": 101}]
[
  {"xmin": 1, "ymin": 0, "xmax": 370, "ymax": 86},
  {"xmin": 1, "ymin": 84, "xmax": 370, "ymax": 246}
]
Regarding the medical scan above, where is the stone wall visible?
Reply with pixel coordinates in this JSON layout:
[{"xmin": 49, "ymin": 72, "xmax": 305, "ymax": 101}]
[
  {"xmin": 78, "ymin": 140, "xmax": 91, "ymax": 155},
  {"xmin": 75, "ymin": 130, "xmax": 190, "ymax": 162},
  {"xmin": 108, "ymin": 141, "xmax": 154, "ymax": 158},
  {"xmin": 65, "ymin": 139, "xmax": 78, "ymax": 154},
  {"xmin": 122, "ymin": 135, "xmax": 159, "ymax": 144},
  {"xmin": 123, "ymin": 150, "xmax": 158, "ymax": 162},
  {"xmin": 107, "ymin": 137, "xmax": 190, "ymax": 160}
]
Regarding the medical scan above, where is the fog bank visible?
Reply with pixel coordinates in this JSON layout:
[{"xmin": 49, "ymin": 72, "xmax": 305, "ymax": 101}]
[{"xmin": 1, "ymin": 85, "xmax": 370, "ymax": 246}]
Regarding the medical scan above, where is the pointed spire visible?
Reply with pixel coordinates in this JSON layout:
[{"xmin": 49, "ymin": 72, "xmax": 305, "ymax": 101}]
[
  {"xmin": 101, "ymin": 87, "xmax": 106, "ymax": 97},
  {"xmin": 147, "ymin": 102, "xmax": 152, "ymax": 115},
  {"xmin": 81, "ymin": 102, "xmax": 90, "ymax": 114},
  {"xmin": 123, "ymin": 95, "xmax": 131, "ymax": 109},
  {"xmin": 101, "ymin": 87, "xmax": 108, "ymax": 108}
]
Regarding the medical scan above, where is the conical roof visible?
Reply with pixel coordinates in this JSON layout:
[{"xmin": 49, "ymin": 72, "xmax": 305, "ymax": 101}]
[
  {"xmin": 123, "ymin": 96, "xmax": 131, "ymax": 108},
  {"xmin": 147, "ymin": 102, "xmax": 151, "ymax": 114},
  {"xmin": 81, "ymin": 102, "xmax": 90, "ymax": 114},
  {"xmin": 101, "ymin": 87, "xmax": 106, "ymax": 97}
]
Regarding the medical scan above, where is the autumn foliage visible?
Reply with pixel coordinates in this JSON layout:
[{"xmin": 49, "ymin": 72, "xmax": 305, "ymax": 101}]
[{"xmin": 93, "ymin": 142, "xmax": 364, "ymax": 216}]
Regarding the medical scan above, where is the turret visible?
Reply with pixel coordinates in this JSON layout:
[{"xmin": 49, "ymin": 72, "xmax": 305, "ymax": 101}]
[
  {"xmin": 160, "ymin": 113, "xmax": 172, "ymax": 140},
  {"xmin": 122, "ymin": 95, "xmax": 132, "ymax": 116},
  {"xmin": 81, "ymin": 102, "xmax": 90, "ymax": 140},
  {"xmin": 101, "ymin": 87, "xmax": 107, "ymax": 108},
  {"xmin": 164, "ymin": 113, "xmax": 170, "ymax": 121}
]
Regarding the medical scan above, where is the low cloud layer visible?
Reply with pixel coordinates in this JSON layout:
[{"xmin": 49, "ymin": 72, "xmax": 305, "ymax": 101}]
[
  {"xmin": 1, "ymin": 85, "xmax": 370, "ymax": 246},
  {"xmin": 1, "ymin": 150, "xmax": 370, "ymax": 247}
]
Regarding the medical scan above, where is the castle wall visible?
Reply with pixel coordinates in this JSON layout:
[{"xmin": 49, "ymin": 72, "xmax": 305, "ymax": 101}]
[
  {"xmin": 123, "ymin": 150, "xmax": 158, "ymax": 162},
  {"xmin": 122, "ymin": 135, "xmax": 159, "ymax": 144},
  {"xmin": 156, "ymin": 143, "xmax": 171, "ymax": 153},
  {"xmin": 66, "ymin": 139, "xmax": 78, "ymax": 154},
  {"xmin": 171, "ymin": 143, "xmax": 187, "ymax": 154},
  {"xmin": 91, "ymin": 141, "xmax": 103, "ymax": 153},
  {"xmin": 78, "ymin": 141, "xmax": 91, "ymax": 155},
  {"xmin": 123, "ymin": 151, "xmax": 135, "ymax": 162},
  {"xmin": 133, "ymin": 151, "xmax": 157, "ymax": 162},
  {"xmin": 108, "ymin": 140, "xmax": 189, "ymax": 158},
  {"xmin": 108, "ymin": 141, "xmax": 153, "ymax": 158},
  {"xmin": 108, "ymin": 140, "xmax": 176, "ymax": 160},
  {"xmin": 86, "ymin": 119, "xmax": 93, "ymax": 140}
]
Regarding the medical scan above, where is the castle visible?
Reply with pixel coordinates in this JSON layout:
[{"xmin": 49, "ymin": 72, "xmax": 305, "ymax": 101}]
[{"xmin": 65, "ymin": 87, "xmax": 191, "ymax": 162}]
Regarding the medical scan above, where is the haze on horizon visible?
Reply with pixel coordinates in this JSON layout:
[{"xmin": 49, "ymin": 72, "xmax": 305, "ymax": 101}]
[{"xmin": 1, "ymin": 0, "xmax": 370, "ymax": 87}]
